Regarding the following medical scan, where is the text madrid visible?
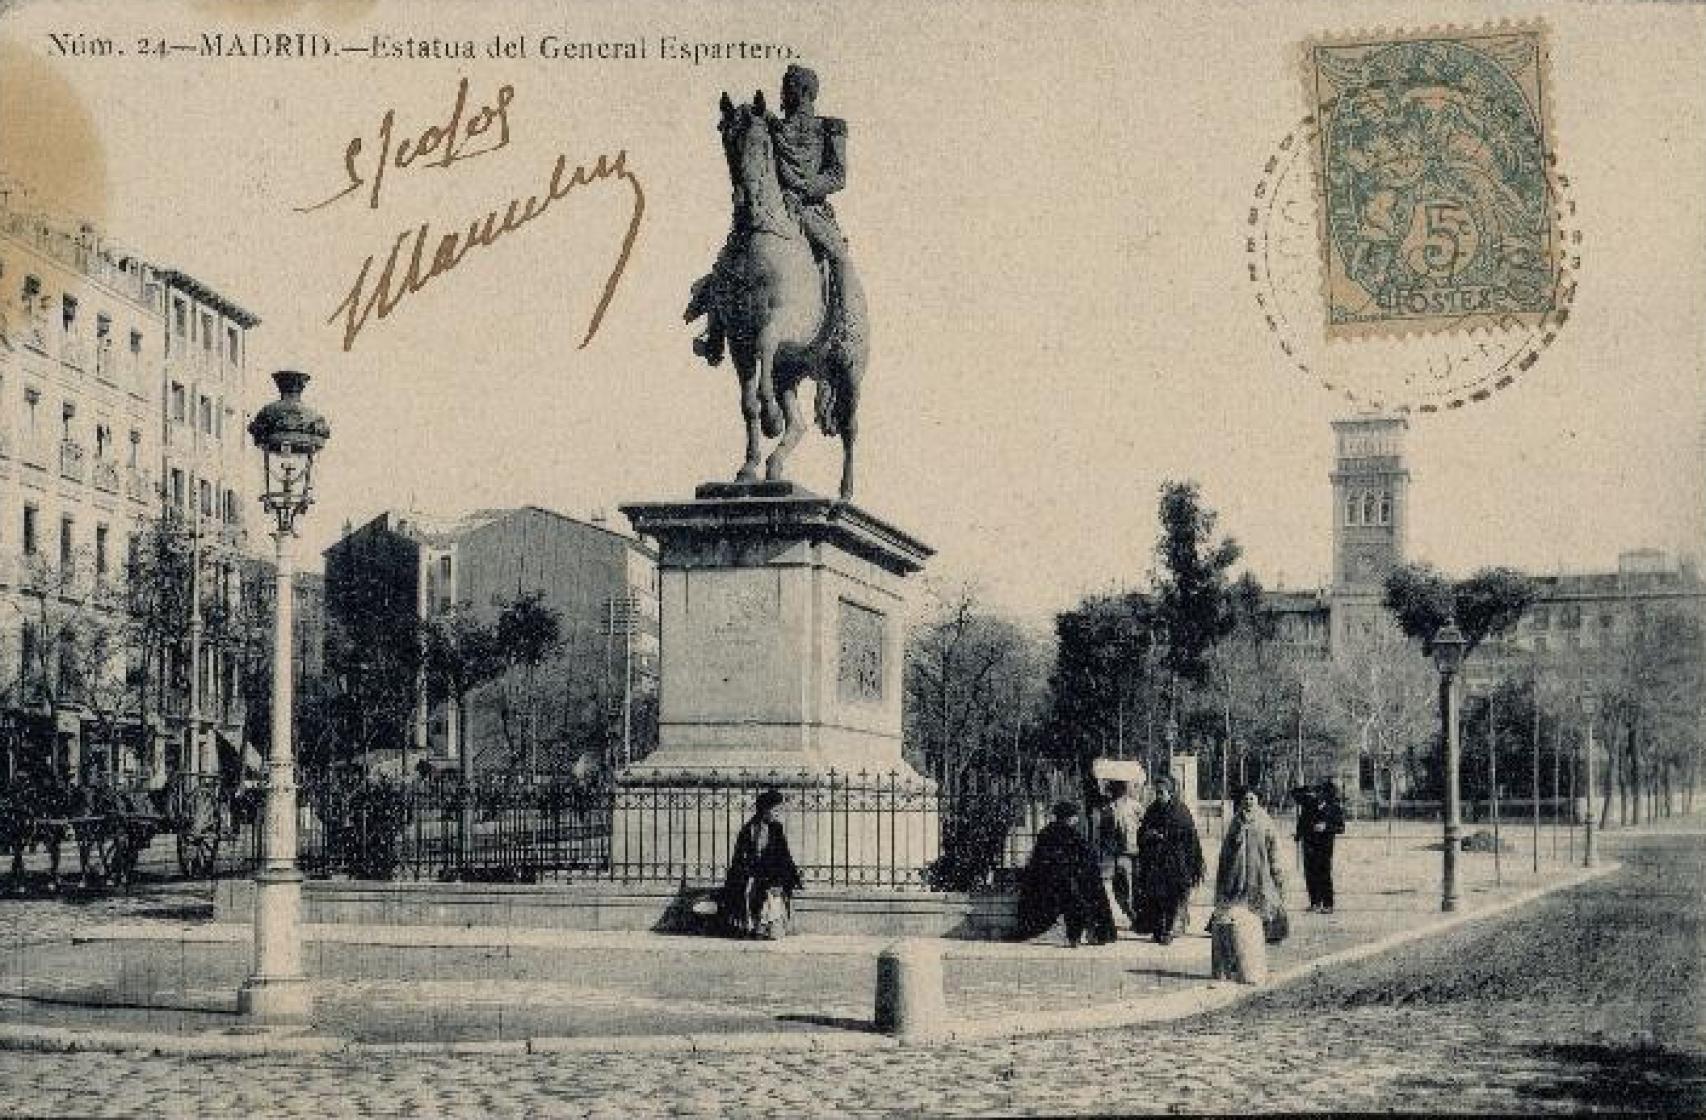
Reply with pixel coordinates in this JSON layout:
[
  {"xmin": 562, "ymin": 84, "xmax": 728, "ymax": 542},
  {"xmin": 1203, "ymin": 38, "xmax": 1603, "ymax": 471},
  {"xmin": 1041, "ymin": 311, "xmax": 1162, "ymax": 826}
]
[{"xmin": 183, "ymin": 33, "xmax": 797, "ymax": 64}]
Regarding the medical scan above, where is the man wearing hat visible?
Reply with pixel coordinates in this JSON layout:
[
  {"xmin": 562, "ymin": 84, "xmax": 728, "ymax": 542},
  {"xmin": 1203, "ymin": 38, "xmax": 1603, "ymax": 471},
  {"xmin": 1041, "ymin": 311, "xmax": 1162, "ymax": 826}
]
[{"xmin": 1295, "ymin": 779, "xmax": 1346, "ymax": 913}]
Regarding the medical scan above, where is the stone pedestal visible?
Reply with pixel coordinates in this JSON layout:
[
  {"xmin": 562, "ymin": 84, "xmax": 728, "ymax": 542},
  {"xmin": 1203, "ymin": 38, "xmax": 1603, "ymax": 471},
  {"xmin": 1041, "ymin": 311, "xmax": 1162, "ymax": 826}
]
[{"xmin": 616, "ymin": 482, "xmax": 937, "ymax": 882}]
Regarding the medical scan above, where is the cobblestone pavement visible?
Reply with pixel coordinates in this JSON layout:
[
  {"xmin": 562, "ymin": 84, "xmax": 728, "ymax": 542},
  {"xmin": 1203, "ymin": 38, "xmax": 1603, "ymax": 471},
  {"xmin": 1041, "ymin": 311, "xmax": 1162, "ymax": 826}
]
[
  {"xmin": 0, "ymin": 823, "xmax": 1699, "ymax": 1116},
  {"xmin": 0, "ymin": 880, "xmax": 212, "ymax": 949}
]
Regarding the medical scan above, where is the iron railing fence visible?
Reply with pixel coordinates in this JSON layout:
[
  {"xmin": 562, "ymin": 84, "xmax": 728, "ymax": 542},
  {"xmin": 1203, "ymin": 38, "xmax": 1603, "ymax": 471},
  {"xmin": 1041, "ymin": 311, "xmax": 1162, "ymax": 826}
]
[{"xmin": 264, "ymin": 767, "xmax": 1084, "ymax": 891}]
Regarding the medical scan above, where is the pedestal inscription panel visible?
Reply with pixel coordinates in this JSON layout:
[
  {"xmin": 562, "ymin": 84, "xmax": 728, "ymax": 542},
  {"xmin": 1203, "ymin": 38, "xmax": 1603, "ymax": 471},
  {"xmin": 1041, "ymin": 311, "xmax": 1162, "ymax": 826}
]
[{"xmin": 837, "ymin": 599, "xmax": 886, "ymax": 705}]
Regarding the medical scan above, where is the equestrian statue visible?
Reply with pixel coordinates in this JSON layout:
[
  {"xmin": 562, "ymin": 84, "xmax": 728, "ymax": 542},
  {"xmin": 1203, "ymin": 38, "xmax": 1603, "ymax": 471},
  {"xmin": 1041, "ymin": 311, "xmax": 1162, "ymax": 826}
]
[{"xmin": 684, "ymin": 65, "xmax": 869, "ymax": 501}]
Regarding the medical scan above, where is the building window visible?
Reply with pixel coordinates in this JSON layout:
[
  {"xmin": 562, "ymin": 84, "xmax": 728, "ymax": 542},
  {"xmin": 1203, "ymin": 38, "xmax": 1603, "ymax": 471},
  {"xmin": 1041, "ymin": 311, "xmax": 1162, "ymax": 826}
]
[
  {"xmin": 170, "ymin": 383, "xmax": 186, "ymax": 422},
  {"xmin": 226, "ymin": 326, "xmax": 240, "ymax": 364},
  {"xmin": 1561, "ymin": 605, "xmax": 1582, "ymax": 629},
  {"xmin": 199, "ymin": 479, "xmax": 213, "ymax": 518},
  {"xmin": 1599, "ymin": 611, "xmax": 1615, "ymax": 630},
  {"xmin": 20, "ymin": 623, "xmax": 37, "ymax": 686},
  {"xmin": 95, "ymin": 524, "xmax": 108, "ymax": 576},
  {"xmin": 60, "ymin": 402, "xmax": 75, "ymax": 439},
  {"xmin": 22, "ymin": 275, "xmax": 40, "ymax": 303},
  {"xmin": 201, "ymin": 312, "xmax": 214, "ymax": 351},
  {"xmin": 1531, "ymin": 607, "xmax": 1549, "ymax": 630},
  {"xmin": 60, "ymin": 294, "xmax": 77, "ymax": 333},
  {"xmin": 126, "ymin": 534, "xmax": 139, "ymax": 577},
  {"xmin": 1378, "ymin": 491, "xmax": 1392, "ymax": 525},
  {"xmin": 22, "ymin": 504, "xmax": 38, "ymax": 556},
  {"xmin": 59, "ymin": 516, "xmax": 74, "ymax": 570},
  {"xmin": 1362, "ymin": 492, "xmax": 1377, "ymax": 525},
  {"xmin": 95, "ymin": 314, "xmax": 111, "ymax": 343},
  {"xmin": 129, "ymin": 328, "xmax": 143, "ymax": 355},
  {"xmin": 1534, "ymin": 637, "xmax": 1548, "ymax": 654},
  {"xmin": 127, "ymin": 429, "xmax": 141, "ymax": 467},
  {"xmin": 170, "ymin": 468, "xmax": 185, "ymax": 512},
  {"xmin": 199, "ymin": 395, "xmax": 213, "ymax": 434},
  {"xmin": 23, "ymin": 389, "xmax": 38, "ymax": 434},
  {"xmin": 440, "ymin": 556, "xmax": 452, "ymax": 580},
  {"xmin": 1345, "ymin": 490, "xmax": 1360, "ymax": 526},
  {"xmin": 173, "ymin": 300, "xmax": 187, "ymax": 338}
]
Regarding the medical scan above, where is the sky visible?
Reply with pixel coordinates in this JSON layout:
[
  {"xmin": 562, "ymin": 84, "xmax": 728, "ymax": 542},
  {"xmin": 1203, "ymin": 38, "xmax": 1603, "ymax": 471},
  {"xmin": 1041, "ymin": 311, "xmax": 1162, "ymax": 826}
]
[{"xmin": 2, "ymin": 0, "xmax": 1702, "ymax": 623}]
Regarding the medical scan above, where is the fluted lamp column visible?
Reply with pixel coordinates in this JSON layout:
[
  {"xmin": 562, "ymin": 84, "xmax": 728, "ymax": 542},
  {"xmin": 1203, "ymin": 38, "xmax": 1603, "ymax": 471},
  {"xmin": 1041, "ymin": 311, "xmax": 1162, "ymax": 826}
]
[
  {"xmin": 238, "ymin": 370, "xmax": 330, "ymax": 1022},
  {"xmin": 1431, "ymin": 620, "xmax": 1467, "ymax": 913}
]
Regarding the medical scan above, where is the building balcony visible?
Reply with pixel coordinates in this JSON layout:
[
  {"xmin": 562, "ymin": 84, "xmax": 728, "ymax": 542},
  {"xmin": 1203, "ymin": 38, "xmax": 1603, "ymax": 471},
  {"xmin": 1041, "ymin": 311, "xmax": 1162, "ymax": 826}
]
[
  {"xmin": 20, "ymin": 310, "xmax": 49, "ymax": 354},
  {"xmin": 59, "ymin": 440, "xmax": 87, "ymax": 483},
  {"xmin": 92, "ymin": 457, "xmax": 121, "ymax": 494},
  {"xmin": 59, "ymin": 335, "xmax": 89, "ymax": 372},
  {"xmin": 94, "ymin": 342, "xmax": 117, "ymax": 384},
  {"xmin": 124, "ymin": 466, "xmax": 151, "ymax": 504}
]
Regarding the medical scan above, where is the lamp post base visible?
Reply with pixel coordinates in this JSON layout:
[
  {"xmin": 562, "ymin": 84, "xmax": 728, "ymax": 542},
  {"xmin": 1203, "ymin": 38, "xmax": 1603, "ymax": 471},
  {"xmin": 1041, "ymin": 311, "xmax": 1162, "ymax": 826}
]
[
  {"xmin": 243, "ymin": 866, "xmax": 308, "ymax": 1021},
  {"xmin": 236, "ymin": 974, "xmax": 313, "ymax": 1022}
]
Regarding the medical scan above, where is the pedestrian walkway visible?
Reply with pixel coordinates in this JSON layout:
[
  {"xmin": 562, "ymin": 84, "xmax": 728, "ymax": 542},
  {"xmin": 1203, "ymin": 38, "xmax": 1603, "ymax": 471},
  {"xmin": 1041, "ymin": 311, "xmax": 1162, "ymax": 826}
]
[{"xmin": 0, "ymin": 818, "xmax": 1619, "ymax": 1055}]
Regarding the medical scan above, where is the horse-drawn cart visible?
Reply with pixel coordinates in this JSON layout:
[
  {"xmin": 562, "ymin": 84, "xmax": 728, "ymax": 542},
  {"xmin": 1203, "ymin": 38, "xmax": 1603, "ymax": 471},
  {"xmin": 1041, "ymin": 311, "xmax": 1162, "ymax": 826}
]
[{"xmin": 2, "ymin": 772, "xmax": 247, "ymax": 891}]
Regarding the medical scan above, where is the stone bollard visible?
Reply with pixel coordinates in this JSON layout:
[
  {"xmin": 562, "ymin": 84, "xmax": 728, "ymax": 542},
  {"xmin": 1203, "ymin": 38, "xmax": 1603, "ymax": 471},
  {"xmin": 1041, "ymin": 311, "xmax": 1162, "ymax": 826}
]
[{"xmin": 874, "ymin": 938, "xmax": 947, "ymax": 1039}]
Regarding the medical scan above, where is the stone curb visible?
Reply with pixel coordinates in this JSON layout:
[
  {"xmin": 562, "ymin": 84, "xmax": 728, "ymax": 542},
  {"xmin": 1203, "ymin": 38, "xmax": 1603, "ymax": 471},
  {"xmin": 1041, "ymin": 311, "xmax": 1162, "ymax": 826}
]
[
  {"xmin": 906, "ymin": 858, "xmax": 1621, "ymax": 1047},
  {"xmin": 0, "ymin": 860, "xmax": 1617, "ymax": 1058}
]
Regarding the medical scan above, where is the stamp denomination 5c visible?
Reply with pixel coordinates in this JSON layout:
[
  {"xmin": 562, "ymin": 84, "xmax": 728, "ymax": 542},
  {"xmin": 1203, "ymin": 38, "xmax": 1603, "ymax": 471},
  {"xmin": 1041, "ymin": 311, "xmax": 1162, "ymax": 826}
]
[{"xmin": 1306, "ymin": 25, "xmax": 1556, "ymax": 338}]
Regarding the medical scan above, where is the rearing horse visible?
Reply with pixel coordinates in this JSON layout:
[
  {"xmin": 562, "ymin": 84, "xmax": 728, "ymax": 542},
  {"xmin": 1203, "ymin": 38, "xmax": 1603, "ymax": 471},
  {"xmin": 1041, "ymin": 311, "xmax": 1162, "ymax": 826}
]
[{"xmin": 699, "ymin": 92, "xmax": 868, "ymax": 500}]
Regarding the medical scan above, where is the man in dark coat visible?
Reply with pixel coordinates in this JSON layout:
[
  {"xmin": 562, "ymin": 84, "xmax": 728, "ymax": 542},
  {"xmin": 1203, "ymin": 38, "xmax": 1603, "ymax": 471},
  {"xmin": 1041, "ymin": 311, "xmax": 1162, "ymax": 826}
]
[
  {"xmin": 1015, "ymin": 802, "xmax": 1117, "ymax": 947},
  {"xmin": 1135, "ymin": 775, "xmax": 1205, "ymax": 944},
  {"xmin": 722, "ymin": 789, "xmax": 803, "ymax": 936},
  {"xmin": 1294, "ymin": 779, "xmax": 1347, "ymax": 913}
]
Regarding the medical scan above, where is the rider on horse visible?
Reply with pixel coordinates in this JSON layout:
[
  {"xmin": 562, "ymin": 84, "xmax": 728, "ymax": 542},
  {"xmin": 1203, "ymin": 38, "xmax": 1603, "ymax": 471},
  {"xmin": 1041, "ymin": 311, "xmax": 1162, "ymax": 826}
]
[{"xmin": 688, "ymin": 64, "xmax": 849, "ymax": 367}]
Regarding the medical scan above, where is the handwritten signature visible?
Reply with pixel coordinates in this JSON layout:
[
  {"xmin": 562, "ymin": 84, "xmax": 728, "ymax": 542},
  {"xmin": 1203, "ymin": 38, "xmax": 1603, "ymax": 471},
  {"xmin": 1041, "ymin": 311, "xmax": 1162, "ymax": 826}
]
[{"xmin": 300, "ymin": 77, "xmax": 644, "ymax": 353}]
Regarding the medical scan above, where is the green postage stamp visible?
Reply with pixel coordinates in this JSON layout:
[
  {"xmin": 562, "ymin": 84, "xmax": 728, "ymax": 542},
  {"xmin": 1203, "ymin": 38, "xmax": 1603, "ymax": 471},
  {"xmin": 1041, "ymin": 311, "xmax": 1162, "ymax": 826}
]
[{"xmin": 1305, "ymin": 25, "xmax": 1558, "ymax": 337}]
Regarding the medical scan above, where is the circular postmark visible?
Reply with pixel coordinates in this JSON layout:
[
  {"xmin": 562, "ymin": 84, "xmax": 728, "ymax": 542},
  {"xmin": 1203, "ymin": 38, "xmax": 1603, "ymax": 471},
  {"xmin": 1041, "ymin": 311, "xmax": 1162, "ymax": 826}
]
[{"xmin": 1248, "ymin": 114, "xmax": 1581, "ymax": 413}]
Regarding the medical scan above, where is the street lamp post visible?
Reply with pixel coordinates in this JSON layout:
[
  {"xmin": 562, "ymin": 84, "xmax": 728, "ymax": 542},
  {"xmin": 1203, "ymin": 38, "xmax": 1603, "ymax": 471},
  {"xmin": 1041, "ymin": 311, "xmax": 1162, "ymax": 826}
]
[
  {"xmin": 237, "ymin": 371, "xmax": 330, "ymax": 1022},
  {"xmin": 1431, "ymin": 620, "xmax": 1467, "ymax": 913},
  {"xmin": 1582, "ymin": 689, "xmax": 1598, "ymax": 869}
]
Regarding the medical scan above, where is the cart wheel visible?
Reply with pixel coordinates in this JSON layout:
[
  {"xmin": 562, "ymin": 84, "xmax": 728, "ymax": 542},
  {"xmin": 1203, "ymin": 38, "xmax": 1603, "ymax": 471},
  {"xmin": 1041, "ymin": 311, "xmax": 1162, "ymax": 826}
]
[{"xmin": 176, "ymin": 784, "xmax": 222, "ymax": 878}]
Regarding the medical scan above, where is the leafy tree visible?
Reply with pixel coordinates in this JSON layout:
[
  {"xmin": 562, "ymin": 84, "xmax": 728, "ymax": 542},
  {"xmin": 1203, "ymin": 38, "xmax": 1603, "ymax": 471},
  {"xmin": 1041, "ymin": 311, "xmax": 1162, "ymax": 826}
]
[
  {"xmin": 422, "ymin": 607, "xmax": 505, "ymax": 771},
  {"xmin": 422, "ymin": 605, "xmax": 505, "ymax": 861},
  {"xmin": 492, "ymin": 590, "xmax": 564, "ymax": 774},
  {"xmin": 1044, "ymin": 591, "xmax": 1162, "ymax": 777},
  {"xmin": 321, "ymin": 533, "xmax": 423, "ymax": 771},
  {"xmin": 1381, "ymin": 563, "xmax": 1537, "ymax": 654},
  {"xmin": 1153, "ymin": 480, "xmax": 1247, "ymax": 770}
]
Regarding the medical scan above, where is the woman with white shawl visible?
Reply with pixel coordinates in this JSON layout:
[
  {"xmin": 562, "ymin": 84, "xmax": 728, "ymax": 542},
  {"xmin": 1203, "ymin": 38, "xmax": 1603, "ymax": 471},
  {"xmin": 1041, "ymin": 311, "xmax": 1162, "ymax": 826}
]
[{"xmin": 1213, "ymin": 786, "xmax": 1289, "ymax": 944}]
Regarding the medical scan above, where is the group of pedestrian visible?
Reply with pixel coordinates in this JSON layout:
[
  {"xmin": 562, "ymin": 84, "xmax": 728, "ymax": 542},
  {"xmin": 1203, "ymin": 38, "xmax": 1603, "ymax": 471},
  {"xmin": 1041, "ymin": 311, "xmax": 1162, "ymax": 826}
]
[
  {"xmin": 1014, "ymin": 775, "xmax": 1347, "ymax": 951},
  {"xmin": 712, "ymin": 776, "xmax": 1346, "ymax": 948},
  {"xmin": 1015, "ymin": 774, "xmax": 1208, "ymax": 947}
]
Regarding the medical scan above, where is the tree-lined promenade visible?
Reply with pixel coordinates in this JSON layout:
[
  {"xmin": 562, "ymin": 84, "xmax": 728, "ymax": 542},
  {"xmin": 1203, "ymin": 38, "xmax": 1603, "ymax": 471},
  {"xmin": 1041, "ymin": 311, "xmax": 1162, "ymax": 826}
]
[{"xmin": 905, "ymin": 480, "xmax": 1706, "ymax": 828}]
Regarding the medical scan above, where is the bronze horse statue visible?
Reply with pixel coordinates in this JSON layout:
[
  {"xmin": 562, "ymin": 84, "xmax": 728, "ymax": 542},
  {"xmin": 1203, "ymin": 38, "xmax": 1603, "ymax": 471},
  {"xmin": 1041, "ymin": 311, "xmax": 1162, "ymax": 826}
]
[{"xmin": 688, "ymin": 92, "xmax": 868, "ymax": 500}]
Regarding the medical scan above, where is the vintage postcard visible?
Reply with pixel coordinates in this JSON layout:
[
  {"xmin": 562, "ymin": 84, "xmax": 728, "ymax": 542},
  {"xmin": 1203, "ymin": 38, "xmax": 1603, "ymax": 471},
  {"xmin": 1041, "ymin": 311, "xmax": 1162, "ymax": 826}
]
[{"xmin": 0, "ymin": 1, "xmax": 1701, "ymax": 1116}]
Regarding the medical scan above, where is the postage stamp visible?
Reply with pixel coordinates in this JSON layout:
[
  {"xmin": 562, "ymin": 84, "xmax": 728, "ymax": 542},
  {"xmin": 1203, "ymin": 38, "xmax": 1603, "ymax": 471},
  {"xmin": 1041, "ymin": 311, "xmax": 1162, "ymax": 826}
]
[{"xmin": 1304, "ymin": 25, "xmax": 1558, "ymax": 338}]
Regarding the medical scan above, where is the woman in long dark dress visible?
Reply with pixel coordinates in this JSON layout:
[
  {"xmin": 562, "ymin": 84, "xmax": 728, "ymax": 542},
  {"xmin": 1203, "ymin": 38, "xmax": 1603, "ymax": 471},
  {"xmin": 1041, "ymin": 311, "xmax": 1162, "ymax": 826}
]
[
  {"xmin": 722, "ymin": 789, "xmax": 803, "ymax": 938},
  {"xmin": 1134, "ymin": 775, "xmax": 1205, "ymax": 944},
  {"xmin": 1015, "ymin": 801, "xmax": 1118, "ymax": 947}
]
